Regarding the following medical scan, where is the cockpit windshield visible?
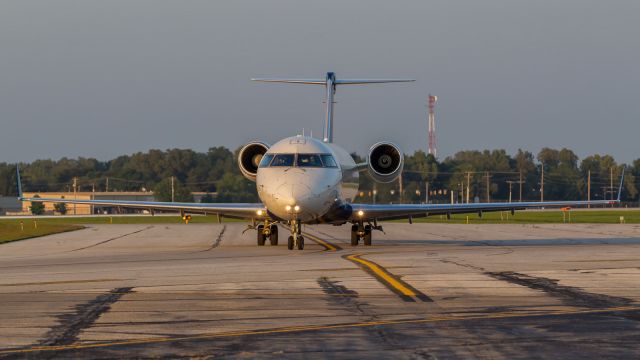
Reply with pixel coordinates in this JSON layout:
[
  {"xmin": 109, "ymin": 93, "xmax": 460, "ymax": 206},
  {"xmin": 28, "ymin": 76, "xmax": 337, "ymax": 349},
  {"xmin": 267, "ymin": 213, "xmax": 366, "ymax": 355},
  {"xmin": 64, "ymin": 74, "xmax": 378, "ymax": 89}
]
[
  {"xmin": 260, "ymin": 153, "xmax": 339, "ymax": 168},
  {"xmin": 296, "ymin": 154, "xmax": 323, "ymax": 167},
  {"xmin": 270, "ymin": 154, "xmax": 295, "ymax": 167}
]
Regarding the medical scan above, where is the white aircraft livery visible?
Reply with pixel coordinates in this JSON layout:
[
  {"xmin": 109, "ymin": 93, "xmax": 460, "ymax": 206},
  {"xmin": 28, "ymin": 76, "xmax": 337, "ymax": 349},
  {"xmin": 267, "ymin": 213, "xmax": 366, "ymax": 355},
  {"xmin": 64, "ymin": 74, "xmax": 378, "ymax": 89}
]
[{"xmin": 17, "ymin": 72, "xmax": 624, "ymax": 250}]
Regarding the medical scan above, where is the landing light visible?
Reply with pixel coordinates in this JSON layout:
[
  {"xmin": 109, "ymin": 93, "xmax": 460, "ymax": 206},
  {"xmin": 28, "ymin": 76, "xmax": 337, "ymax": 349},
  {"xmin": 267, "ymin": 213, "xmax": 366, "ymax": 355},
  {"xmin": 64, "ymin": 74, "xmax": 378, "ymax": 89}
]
[
  {"xmin": 294, "ymin": 205, "xmax": 300, "ymax": 212},
  {"xmin": 357, "ymin": 210, "xmax": 364, "ymax": 217},
  {"xmin": 285, "ymin": 205, "xmax": 292, "ymax": 212},
  {"xmin": 256, "ymin": 210, "xmax": 263, "ymax": 216}
]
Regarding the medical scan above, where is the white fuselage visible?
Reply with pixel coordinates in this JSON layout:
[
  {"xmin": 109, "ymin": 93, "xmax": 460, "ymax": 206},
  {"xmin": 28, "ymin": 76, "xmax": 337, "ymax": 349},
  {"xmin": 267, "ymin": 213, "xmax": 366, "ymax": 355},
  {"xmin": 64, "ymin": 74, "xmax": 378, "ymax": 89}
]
[{"xmin": 256, "ymin": 136, "xmax": 358, "ymax": 222}]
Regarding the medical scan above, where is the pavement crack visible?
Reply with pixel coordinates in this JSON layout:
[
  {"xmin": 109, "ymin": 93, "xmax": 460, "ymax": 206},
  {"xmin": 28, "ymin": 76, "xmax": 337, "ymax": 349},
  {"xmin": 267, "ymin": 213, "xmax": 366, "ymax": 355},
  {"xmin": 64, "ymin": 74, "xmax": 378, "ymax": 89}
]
[
  {"xmin": 203, "ymin": 225, "xmax": 227, "ymax": 251},
  {"xmin": 71, "ymin": 226, "xmax": 153, "ymax": 252},
  {"xmin": 38, "ymin": 287, "xmax": 133, "ymax": 346},
  {"xmin": 440, "ymin": 258, "xmax": 486, "ymax": 272},
  {"xmin": 486, "ymin": 271, "xmax": 633, "ymax": 308}
]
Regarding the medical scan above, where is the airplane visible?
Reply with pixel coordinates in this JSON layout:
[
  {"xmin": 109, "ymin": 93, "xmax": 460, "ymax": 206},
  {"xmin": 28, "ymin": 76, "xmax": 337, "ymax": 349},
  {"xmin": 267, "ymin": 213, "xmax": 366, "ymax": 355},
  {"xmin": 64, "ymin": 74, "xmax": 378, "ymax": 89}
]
[{"xmin": 16, "ymin": 72, "xmax": 625, "ymax": 250}]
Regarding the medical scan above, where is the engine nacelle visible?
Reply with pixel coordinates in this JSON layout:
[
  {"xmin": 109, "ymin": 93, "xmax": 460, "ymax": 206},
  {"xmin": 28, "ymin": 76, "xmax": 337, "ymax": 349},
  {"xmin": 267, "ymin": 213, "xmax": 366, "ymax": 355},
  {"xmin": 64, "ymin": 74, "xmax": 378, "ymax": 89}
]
[
  {"xmin": 367, "ymin": 142, "xmax": 404, "ymax": 183},
  {"xmin": 238, "ymin": 141, "xmax": 270, "ymax": 181}
]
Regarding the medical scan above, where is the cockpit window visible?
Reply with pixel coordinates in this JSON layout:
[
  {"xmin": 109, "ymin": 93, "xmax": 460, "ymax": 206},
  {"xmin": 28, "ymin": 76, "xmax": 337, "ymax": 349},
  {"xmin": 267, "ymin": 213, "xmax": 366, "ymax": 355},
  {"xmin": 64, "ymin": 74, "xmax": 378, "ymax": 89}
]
[
  {"xmin": 297, "ymin": 154, "xmax": 323, "ymax": 167},
  {"xmin": 258, "ymin": 154, "xmax": 274, "ymax": 168},
  {"xmin": 320, "ymin": 154, "xmax": 338, "ymax": 168},
  {"xmin": 270, "ymin": 154, "xmax": 295, "ymax": 167}
]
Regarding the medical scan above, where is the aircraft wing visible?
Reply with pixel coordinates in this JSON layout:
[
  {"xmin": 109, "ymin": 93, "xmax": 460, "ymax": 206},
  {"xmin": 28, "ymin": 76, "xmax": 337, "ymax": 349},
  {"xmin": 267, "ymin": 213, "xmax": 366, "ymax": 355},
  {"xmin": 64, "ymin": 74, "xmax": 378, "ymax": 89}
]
[
  {"xmin": 351, "ymin": 167, "xmax": 625, "ymax": 222},
  {"xmin": 349, "ymin": 199, "xmax": 618, "ymax": 222},
  {"xmin": 19, "ymin": 196, "xmax": 267, "ymax": 220}
]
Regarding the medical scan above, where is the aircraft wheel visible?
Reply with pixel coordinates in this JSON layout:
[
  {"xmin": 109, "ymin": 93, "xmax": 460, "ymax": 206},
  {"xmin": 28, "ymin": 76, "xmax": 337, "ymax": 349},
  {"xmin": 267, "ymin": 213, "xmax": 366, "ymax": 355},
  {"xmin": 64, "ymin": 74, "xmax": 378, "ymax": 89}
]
[
  {"xmin": 269, "ymin": 225, "xmax": 278, "ymax": 245},
  {"xmin": 257, "ymin": 225, "xmax": 266, "ymax": 246},
  {"xmin": 351, "ymin": 231, "xmax": 359, "ymax": 246},
  {"xmin": 287, "ymin": 236, "xmax": 294, "ymax": 250},
  {"xmin": 363, "ymin": 225, "xmax": 372, "ymax": 246},
  {"xmin": 297, "ymin": 236, "xmax": 304, "ymax": 250}
]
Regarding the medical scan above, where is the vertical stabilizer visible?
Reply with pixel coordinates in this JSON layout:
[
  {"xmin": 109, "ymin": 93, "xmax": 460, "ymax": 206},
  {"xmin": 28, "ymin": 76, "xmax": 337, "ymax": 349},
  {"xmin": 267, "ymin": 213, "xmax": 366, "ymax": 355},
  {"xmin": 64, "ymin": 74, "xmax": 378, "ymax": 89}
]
[{"xmin": 252, "ymin": 72, "xmax": 414, "ymax": 143}]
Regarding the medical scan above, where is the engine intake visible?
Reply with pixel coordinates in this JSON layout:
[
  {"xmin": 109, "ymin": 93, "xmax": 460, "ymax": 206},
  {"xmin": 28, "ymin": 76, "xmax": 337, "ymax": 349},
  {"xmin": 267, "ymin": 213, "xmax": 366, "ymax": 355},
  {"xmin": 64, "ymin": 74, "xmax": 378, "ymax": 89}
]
[
  {"xmin": 367, "ymin": 142, "xmax": 404, "ymax": 183},
  {"xmin": 238, "ymin": 141, "xmax": 270, "ymax": 181}
]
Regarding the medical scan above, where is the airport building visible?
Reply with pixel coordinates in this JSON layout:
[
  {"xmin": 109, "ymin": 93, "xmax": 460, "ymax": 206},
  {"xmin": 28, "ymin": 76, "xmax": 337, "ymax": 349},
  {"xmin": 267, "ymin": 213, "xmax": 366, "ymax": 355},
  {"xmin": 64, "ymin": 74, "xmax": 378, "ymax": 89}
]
[
  {"xmin": 0, "ymin": 196, "xmax": 21, "ymax": 215},
  {"xmin": 20, "ymin": 191, "xmax": 155, "ymax": 215}
]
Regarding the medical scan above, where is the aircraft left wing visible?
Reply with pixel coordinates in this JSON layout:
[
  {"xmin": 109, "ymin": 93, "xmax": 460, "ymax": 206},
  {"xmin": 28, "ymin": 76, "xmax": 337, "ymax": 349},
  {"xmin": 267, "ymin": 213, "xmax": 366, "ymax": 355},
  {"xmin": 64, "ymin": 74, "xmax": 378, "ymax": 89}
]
[
  {"xmin": 349, "ymin": 199, "xmax": 618, "ymax": 222},
  {"xmin": 350, "ymin": 169, "xmax": 625, "ymax": 221}
]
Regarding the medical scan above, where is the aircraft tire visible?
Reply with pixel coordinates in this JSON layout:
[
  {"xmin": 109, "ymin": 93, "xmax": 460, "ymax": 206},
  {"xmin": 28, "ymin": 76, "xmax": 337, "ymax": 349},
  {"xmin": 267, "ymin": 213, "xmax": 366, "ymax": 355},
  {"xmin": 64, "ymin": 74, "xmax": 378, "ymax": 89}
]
[
  {"xmin": 363, "ymin": 225, "xmax": 372, "ymax": 246},
  {"xmin": 269, "ymin": 225, "xmax": 278, "ymax": 245},
  {"xmin": 257, "ymin": 225, "xmax": 265, "ymax": 246},
  {"xmin": 351, "ymin": 231, "xmax": 358, "ymax": 246},
  {"xmin": 287, "ymin": 236, "xmax": 294, "ymax": 250},
  {"xmin": 297, "ymin": 236, "xmax": 304, "ymax": 250}
]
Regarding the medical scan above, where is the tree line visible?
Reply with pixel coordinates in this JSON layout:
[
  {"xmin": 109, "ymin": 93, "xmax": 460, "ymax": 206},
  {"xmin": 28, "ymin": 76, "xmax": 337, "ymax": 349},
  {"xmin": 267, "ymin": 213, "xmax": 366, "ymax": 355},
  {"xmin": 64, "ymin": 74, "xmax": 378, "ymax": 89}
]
[{"xmin": 1, "ymin": 147, "xmax": 638, "ymax": 205}]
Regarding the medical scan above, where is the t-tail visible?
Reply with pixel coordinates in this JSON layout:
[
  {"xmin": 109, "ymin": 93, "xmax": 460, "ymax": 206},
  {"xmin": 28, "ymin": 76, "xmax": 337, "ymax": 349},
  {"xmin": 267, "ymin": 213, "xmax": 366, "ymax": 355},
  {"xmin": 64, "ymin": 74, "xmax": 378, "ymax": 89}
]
[{"xmin": 251, "ymin": 72, "xmax": 414, "ymax": 143}]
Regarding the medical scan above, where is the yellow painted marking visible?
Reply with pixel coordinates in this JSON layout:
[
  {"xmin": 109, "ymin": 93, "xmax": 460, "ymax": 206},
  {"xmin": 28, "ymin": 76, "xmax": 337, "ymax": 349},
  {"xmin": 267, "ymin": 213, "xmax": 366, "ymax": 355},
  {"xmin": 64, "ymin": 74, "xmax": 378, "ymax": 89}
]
[
  {"xmin": 1, "ymin": 306, "xmax": 636, "ymax": 354},
  {"xmin": 303, "ymin": 233, "xmax": 338, "ymax": 251},
  {"xmin": 346, "ymin": 254, "xmax": 416, "ymax": 297}
]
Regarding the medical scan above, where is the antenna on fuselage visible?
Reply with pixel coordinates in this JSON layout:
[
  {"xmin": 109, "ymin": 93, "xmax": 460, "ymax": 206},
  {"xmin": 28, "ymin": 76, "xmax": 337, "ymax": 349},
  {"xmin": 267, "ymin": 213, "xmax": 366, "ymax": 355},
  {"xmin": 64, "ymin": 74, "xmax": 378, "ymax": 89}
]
[{"xmin": 251, "ymin": 72, "xmax": 415, "ymax": 143}]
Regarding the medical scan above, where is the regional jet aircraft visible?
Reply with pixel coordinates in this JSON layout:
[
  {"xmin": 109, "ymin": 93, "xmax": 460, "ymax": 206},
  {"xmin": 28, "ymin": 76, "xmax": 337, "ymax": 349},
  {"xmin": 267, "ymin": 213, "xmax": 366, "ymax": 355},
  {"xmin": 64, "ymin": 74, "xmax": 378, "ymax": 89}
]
[{"xmin": 17, "ymin": 72, "xmax": 625, "ymax": 250}]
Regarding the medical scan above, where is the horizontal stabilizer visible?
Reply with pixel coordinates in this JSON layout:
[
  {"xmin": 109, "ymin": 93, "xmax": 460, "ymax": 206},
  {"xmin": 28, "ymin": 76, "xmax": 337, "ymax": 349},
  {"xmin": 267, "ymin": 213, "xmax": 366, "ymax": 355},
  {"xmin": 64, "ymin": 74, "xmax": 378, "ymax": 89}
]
[{"xmin": 251, "ymin": 78, "xmax": 415, "ymax": 85}]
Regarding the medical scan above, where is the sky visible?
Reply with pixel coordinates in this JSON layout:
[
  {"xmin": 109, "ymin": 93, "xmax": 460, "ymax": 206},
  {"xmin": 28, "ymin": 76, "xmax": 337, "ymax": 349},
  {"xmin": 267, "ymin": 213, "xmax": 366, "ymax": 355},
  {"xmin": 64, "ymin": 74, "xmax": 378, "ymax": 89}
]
[{"xmin": 1, "ymin": 0, "xmax": 639, "ymax": 164}]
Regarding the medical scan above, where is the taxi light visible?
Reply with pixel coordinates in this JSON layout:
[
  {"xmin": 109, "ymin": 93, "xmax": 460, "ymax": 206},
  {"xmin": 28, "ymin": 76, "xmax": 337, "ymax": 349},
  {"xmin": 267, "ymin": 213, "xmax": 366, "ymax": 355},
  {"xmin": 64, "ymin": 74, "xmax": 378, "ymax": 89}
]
[
  {"xmin": 357, "ymin": 210, "xmax": 364, "ymax": 217},
  {"xmin": 256, "ymin": 210, "xmax": 263, "ymax": 216},
  {"xmin": 294, "ymin": 205, "xmax": 300, "ymax": 212},
  {"xmin": 285, "ymin": 205, "xmax": 292, "ymax": 211}
]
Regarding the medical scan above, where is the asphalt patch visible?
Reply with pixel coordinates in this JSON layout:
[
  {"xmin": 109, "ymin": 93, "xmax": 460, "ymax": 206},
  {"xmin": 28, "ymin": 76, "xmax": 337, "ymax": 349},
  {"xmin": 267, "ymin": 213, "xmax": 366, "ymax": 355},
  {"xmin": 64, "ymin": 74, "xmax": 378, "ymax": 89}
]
[{"xmin": 38, "ymin": 287, "xmax": 133, "ymax": 346}]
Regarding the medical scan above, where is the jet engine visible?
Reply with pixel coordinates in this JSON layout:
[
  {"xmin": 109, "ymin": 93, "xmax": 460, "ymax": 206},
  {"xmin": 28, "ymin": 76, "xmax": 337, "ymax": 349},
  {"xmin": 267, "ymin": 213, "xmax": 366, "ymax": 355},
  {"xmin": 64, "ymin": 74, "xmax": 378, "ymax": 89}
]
[
  {"xmin": 367, "ymin": 142, "xmax": 404, "ymax": 183},
  {"xmin": 238, "ymin": 141, "xmax": 270, "ymax": 181}
]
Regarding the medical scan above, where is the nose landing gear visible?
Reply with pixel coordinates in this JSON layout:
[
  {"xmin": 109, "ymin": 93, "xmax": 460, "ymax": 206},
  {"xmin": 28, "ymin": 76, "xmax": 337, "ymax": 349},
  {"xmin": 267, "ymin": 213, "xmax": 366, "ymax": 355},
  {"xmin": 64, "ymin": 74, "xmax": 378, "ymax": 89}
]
[
  {"xmin": 287, "ymin": 220, "xmax": 304, "ymax": 250},
  {"xmin": 351, "ymin": 222, "xmax": 372, "ymax": 246}
]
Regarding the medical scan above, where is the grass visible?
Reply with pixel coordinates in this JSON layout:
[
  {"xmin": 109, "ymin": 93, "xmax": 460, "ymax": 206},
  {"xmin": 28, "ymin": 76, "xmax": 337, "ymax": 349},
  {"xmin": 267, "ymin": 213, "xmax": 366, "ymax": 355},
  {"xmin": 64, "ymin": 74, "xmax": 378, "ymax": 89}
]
[
  {"xmin": 0, "ymin": 209, "xmax": 637, "ymax": 244},
  {"xmin": 401, "ymin": 209, "xmax": 640, "ymax": 224},
  {"xmin": 0, "ymin": 221, "xmax": 84, "ymax": 244}
]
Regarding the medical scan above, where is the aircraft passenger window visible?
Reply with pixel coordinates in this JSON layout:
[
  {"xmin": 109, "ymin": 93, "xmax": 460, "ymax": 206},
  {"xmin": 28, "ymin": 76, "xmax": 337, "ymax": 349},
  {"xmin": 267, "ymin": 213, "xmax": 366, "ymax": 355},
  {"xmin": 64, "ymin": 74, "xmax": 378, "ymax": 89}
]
[
  {"xmin": 270, "ymin": 154, "xmax": 295, "ymax": 167},
  {"xmin": 258, "ymin": 154, "xmax": 274, "ymax": 168},
  {"xmin": 321, "ymin": 154, "xmax": 338, "ymax": 168},
  {"xmin": 297, "ymin": 154, "xmax": 323, "ymax": 167}
]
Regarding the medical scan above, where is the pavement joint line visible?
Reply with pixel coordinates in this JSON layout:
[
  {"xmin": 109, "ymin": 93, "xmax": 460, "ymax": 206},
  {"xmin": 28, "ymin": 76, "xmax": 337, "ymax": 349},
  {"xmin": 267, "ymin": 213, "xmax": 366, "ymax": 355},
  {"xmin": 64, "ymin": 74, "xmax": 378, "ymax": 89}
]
[
  {"xmin": 303, "ymin": 232, "xmax": 341, "ymax": 251},
  {"xmin": 1, "ymin": 306, "xmax": 638, "ymax": 355},
  {"xmin": 343, "ymin": 253, "xmax": 432, "ymax": 302}
]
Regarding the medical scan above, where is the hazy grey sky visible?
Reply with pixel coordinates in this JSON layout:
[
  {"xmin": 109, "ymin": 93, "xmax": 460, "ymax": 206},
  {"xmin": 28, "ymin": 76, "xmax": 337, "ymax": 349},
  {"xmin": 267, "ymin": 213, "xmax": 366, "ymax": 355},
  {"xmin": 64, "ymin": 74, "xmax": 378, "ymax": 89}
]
[{"xmin": 1, "ymin": 1, "xmax": 639, "ymax": 163}]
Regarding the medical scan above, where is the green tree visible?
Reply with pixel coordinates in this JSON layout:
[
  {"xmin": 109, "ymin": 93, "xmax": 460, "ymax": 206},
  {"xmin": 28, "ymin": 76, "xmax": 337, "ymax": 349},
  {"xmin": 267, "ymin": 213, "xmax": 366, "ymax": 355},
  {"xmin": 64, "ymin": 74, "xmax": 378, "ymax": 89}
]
[
  {"xmin": 54, "ymin": 196, "xmax": 67, "ymax": 215},
  {"xmin": 200, "ymin": 193, "xmax": 215, "ymax": 203},
  {"xmin": 29, "ymin": 195, "xmax": 45, "ymax": 215}
]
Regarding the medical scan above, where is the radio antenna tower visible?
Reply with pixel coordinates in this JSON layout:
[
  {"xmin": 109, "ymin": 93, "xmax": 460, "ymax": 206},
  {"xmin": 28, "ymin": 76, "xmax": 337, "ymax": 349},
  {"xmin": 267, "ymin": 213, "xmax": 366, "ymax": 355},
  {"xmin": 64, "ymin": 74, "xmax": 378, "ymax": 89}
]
[{"xmin": 427, "ymin": 94, "xmax": 438, "ymax": 157}]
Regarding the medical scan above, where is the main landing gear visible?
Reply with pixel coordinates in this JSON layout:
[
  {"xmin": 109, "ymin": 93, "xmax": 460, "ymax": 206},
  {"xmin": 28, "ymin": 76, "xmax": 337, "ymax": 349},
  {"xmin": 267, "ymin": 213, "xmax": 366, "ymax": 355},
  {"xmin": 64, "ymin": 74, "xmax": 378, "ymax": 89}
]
[
  {"xmin": 351, "ymin": 222, "xmax": 372, "ymax": 246},
  {"xmin": 257, "ymin": 222, "xmax": 279, "ymax": 246},
  {"xmin": 287, "ymin": 219, "xmax": 304, "ymax": 251}
]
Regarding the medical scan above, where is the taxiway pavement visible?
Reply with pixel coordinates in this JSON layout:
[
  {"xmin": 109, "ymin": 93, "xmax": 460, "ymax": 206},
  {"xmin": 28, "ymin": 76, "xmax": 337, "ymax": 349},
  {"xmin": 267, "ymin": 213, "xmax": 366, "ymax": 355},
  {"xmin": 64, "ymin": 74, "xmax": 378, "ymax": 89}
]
[{"xmin": 1, "ymin": 222, "xmax": 639, "ymax": 359}]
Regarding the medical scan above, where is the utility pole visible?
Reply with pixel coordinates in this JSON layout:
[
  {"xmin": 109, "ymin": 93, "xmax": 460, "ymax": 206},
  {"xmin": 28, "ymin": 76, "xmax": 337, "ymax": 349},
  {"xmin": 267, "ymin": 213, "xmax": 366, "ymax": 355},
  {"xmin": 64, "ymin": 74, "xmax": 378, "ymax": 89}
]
[
  {"xmin": 398, "ymin": 174, "xmax": 403, "ymax": 204},
  {"xmin": 506, "ymin": 181, "xmax": 513, "ymax": 203},
  {"xmin": 171, "ymin": 176, "xmax": 175, "ymax": 202},
  {"xmin": 507, "ymin": 179, "xmax": 525, "ymax": 203},
  {"xmin": 587, "ymin": 170, "xmax": 591, "ymax": 208},
  {"xmin": 73, "ymin": 177, "xmax": 77, "ymax": 215},
  {"xmin": 485, "ymin": 171, "xmax": 490, "ymax": 202},
  {"xmin": 106, "ymin": 177, "xmax": 109, "ymax": 192},
  {"xmin": 425, "ymin": 182, "xmax": 429, "ymax": 204},
  {"xmin": 519, "ymin": 171, "xmax": 523, "ymax": 202},
  {"xmin": 540, "ymin": 164, "xmax": 544, "ymax": 202},
  {"xmin": 610, "ymin": 167, "xmax": 613, "ymax": 201},
  {"xmin": 466, "ymin": 172, "xmax": 471, "ymax": 204}
]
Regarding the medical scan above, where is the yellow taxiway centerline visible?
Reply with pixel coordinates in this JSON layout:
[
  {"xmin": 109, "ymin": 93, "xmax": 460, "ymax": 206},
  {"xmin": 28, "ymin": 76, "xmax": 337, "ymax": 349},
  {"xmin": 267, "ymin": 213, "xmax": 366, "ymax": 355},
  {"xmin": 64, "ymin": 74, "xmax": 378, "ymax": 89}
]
[
  {"xmin": 303, "ymin": 232, "xmax": 339, "ymax": 251},
  {"xmin": 346, "ymin": 254, "xmax": 416, "ymax": 297}
]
